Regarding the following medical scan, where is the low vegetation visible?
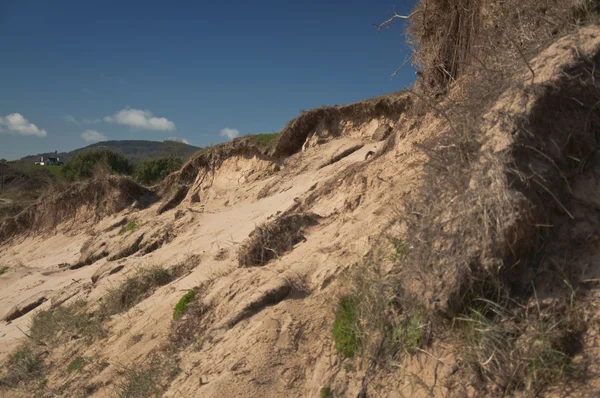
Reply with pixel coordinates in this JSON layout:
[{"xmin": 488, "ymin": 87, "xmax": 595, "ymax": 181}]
[
  {"xmin": 67, "ymin": 357, "xmax": 88, "ymax": 374},
  {"xmin": 251, "ymin": 133, "xmax": 279, "ymax": 148},
  {"xmin": 0, "ymin": 344, "xmax": 45, "ymax": 388},
  {"xmin": 170, "ymin": 297, "xmax": 208, "ymax": 348},
  {"xmin": 320, "ymin": 386, "xmax": 333, "ymax": 398},
  {"xmin": 132, "ymin": 157, "xmax": 183, "ymax": 186},
  {"xmin": 457, "ymin": 299, "xmax": 582, "ymax": 393},
  {"xmin": 390, "ymin": 238, "xmax": 405, "ymax": 259},
  {"xmin": 238, "ymin": 213, "xmax": 319, "ymax": 267},
  {"xmin": 115, "ymin": 363, "xmax": 161, "ymax": 398},
  {"xmin": 0, "ymin": 161, "xmax": 58, "ymax": 220},
  {"xmin": 173, "ymin": 289, "xmax": 196, "ymax": 320},
  {"xmin": 402, "ymin": 313, "xmax": 422, "ymax": 353},
  {"xmin": 61, "ymin": 151, "xmax": 185, "ymax": 185},
  {"xmin": 100, "ymin": 265, "xmax": 178, "ymax": 317},
  {"xmin": 332, "ymin": 296, "xmax": 360, "ymax": 358},
  {"xmin": 62, "ymin": 149, "xmax": 133, "ymax": 181},
  {"xmin": 0, "ymin": 266, "xmax": 8, "ymax": 276},
  {"xmin": 4, "ymin": 160, "xmax": 62, "ymax": 181},
  {"xmin": 331, "ymin": 252, "xmax": 426, "ymax": 366},
  {"xmin": 124, "ymin": 220, "xmax": 138, "ymax": 233},
  {"xmin": 29, "ymin": 301, "xmax": 104, "ymax": 346},
  {"xmin": 114, "ymin": 353, "xmax": 180, "ymax": 398}
]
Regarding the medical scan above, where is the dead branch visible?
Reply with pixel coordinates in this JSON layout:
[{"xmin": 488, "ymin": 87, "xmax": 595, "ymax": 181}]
[
  {"xmin": 506, "ymin": 34, "xmax": 535, "ymax": 84},
  {"xmin": 391, "ymin": 53, "xmax": 415, "ymax": 77},
  {"xmin": 374, "ymin": 6, "xmax": 419, "ymax": 33},
  {"xmin": 406, "ymin": 88, "xmax": 461, "ymax": 137}
]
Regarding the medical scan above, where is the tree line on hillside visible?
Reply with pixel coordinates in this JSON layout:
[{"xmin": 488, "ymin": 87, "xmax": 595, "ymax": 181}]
[{"xmin": 61, "ymin": 149, "xmax": 183, "ymax": 185}]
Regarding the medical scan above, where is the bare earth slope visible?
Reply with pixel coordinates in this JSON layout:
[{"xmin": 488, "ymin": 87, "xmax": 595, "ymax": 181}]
[{"xmin": 1, "ymin": 26, "xmax": 600, "ymax": 397}]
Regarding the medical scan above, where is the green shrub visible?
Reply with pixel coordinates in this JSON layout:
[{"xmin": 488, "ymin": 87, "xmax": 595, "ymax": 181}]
[
  {"xmin": 132, "ymin": 157, "xmax": 183, "ymax": 186},
  {"xmin": 332, "ymin": 296, "xmax": 360, "ymax": 358},
  {"xmin": 0, "ymin": 266, "xmax": 8, "ymax": 276},
  {"xmin": 173, "ymin": 290, "xmax": 196, "ymax": 320},
  {"xmin": 62, "ymin": 149, "xmax": 133, "ymax": 181}
]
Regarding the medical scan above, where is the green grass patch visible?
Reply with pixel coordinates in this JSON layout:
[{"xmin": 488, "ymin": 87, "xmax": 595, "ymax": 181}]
[
  {"xmin": 332, "ymin": 296, "xmax": 360, "ymax": 358},
  {"xmin": 125, "ymin": 221, "xmax": 138, "ymax": 232},
  {"xmin": 320, "ymin": 386, "xmax": 333, "ymax": 398},
  {"xmin": 384, "ymin": 313, "xmax": 423, "ymax": 356},
  {"xmin": 404, "ymin": 313, "xmax": 422, "ymax": 353},
  {"xmin": 45, "ymin": 165, "xmax": 64, "ymax": 179},
  {"xmin": 67, "ymin": 357, "xmax": 88, "ymax": 374},
  {"xmin": 0, "ymin": 266, "xmax": 8, "ymax": 276},
  {"xmin": 390, "ymin": 238, "xmax": 406, "ymax": 259},
  {"xmin": 173, "ymin": 289, "xmax": 196, "ymax": 320},
  {"xmin": 252, "ymin": 133, "xmax": 279, "ymax": 147}
]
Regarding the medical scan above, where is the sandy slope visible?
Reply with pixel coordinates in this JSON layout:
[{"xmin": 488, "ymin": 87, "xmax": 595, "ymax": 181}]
[
  {"xmin": 0, "ymin": 122, "xmax": 417, "ymax": 396},
  {"xmin": 2, "ymin": 25, "xmax": 600, "ymax": 397}
]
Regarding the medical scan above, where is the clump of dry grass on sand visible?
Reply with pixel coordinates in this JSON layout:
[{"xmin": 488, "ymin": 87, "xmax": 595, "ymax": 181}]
[{"xmin": 238, "ymin": 213, "xmax": 320, "ymax": 267}]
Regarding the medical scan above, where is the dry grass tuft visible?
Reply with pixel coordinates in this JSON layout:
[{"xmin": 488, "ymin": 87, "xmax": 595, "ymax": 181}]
[
  {"xmin": 238, "ymin": 213, "xmax": 320, "ymax": 267},
  {"xmin": 30, "ymin": 300, "xmax": 104, "ymax": 346},
  {"xmin": 100, "ymin": 265, "xmax": 180, "ymax": 317},
  {"xmin": 114, "ymin": 353, "xmax": 179, "ymax": 398},
  {"xmin": 0, "ymin": 175, "xmax": 156, "ymax": 242},
  {"xmin": 332, "ymin": 255, "xmax": 426, "ymax": 363},
  {"xmin": 0, "ymin": 343, "xmax": 45, "ymax": 388},
  {"xmin": 457, "ymin": 298, "xmax": 584, "ymax": 394},
  {"xmin": 169, "ymin": 299, "xmax": 210, "ymax": 349},
  {"xmin": 406, "ymin": 0, "xmax": 598, "ymax": 92}
]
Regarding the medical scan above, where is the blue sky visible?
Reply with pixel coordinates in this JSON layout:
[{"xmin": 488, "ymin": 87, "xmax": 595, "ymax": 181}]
[{"xmin": 0, "ymin": 0, "xmax": 416, "ymax": 160}]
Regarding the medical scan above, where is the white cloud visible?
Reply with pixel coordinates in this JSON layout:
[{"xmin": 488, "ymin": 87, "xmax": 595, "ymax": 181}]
[
  {"xmin": 64, "ymin": 115, "xmax": 79, "ymax": 125},
  {"xmin": 166, "ymin": 137, "xmax": 189, "ymax": 144},
  {"xmin": 105, "ymin": 108, "xmax": 176, "ymax": 131},
  {"xmin": 81, "ymin": 130, "xmax": 106, "ymax": 143},
  {"xmin": 83, "ymin": 118, "xmax": 102, "ymax": 124},
  {"xmin": 0, "ymin": 113, "xmax": 47, "ymax": 137},
  {"xmin": 65, "ymin": 115, "xmax": 102, "ymax": 125},
  {"xmin": 220, "ymin": 128, "xmax": 239, "ymax": 141}
]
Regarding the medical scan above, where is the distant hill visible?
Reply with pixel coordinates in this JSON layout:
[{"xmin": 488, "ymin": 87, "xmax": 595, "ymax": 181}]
[{"xmin": 19, "ymin": 140, "xmax": 202, "ymax": 164}]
